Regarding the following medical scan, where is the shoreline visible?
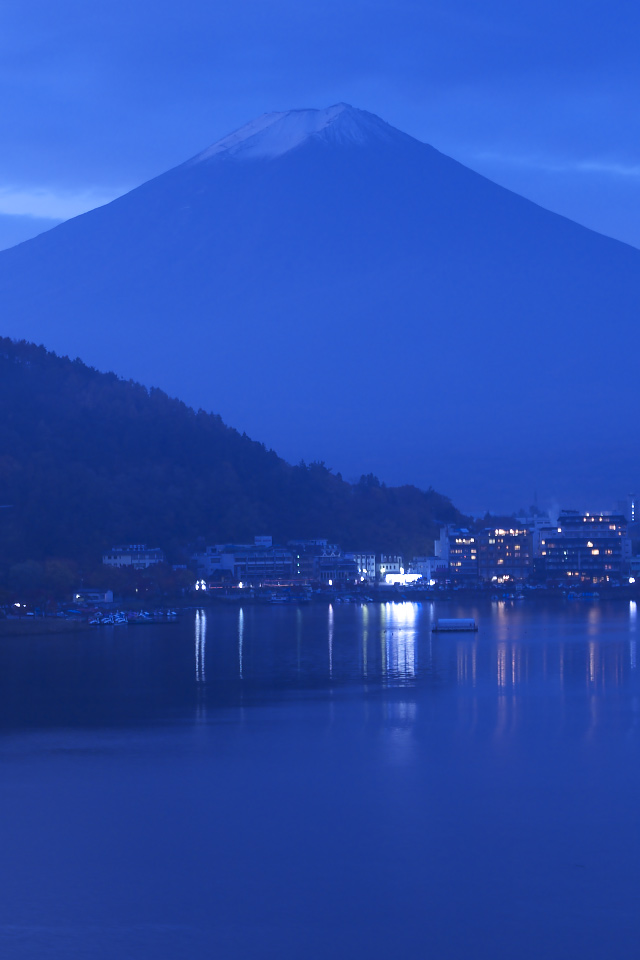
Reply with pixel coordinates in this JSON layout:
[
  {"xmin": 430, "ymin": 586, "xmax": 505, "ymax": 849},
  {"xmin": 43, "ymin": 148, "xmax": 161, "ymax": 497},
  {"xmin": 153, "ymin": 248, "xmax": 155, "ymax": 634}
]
[
  {"xmin": 2, "ymin": 589, "xmax": 638, "ymax": 637},
  {"xmin": 0, "ymin": 619, "xmax": 94, "ymax": 639}
]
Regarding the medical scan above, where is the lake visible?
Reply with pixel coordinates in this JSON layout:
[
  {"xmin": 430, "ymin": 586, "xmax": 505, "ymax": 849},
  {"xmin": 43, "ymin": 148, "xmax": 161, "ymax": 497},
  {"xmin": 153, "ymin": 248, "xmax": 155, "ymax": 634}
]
[{"xmin": 1, "ymin": 599, "xmax": 639, "ymax": 959}]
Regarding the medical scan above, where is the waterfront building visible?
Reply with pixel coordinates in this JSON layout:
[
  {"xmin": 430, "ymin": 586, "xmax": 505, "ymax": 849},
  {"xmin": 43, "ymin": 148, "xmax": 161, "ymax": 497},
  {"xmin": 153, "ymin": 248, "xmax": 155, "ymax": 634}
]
[
  {"xmin": 477, "ymin": 527, "xmax": 532, "ymax": 582},
  {"xmin": 288, "ymin": 539, "xmax": 341, "ymax": 579},
  {"xmin": 316, "ymin": 555, "xmax": 358, "ymax": 585},
  {"xmin": 540, "ymin": 511, "xmax": 630, "ymax": 583},
  {"xmin": 193, "ymin": 537, "xmax": 293, "ymax": 582},
  {"xmin": 376, "ymin": 555, "xmax": 404, "ymax": 580},
  {"xmin": 103, "ymin": 545, "xmax": 165, "ymax": 569},
  {"xmin": 617, "ymin": 494, "xmax": 637, "ymax": 524},
  {"xmin": 73, "ymin": 588, "xmax": 114, "ymax": 604},
  {"xmin": 345, "ymin": 552, "xmax": 376, "ymax": 581},
  {"xmin": 525, "ymin": 519, "xmax": 557, "ymax": 557},
  {"xmin": 436, "ymin": 527, "xmax": 478, "ymax": 581},
  {"xmin": 409, "ymin": 556, "xmax": 448, "ymax": 581}
]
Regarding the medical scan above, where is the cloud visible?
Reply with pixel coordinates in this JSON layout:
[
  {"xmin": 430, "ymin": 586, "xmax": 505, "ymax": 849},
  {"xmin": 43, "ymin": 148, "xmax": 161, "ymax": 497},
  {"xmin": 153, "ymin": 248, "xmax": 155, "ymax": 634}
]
[
  {"xmin": 574, "ymin": 160, "xmax": 640, "ymax": 178},
  {"xmin": 472, "ymin": 151, "xmax": 640, "ymax": 179},
  {"xmin": 0, "ymin": 185, "xmax": 125, "ymax": 220}
]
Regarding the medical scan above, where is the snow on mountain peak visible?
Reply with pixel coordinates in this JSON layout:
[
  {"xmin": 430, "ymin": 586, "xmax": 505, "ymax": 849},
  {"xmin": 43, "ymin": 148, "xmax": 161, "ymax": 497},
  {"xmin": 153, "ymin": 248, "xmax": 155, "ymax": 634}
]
[{"xmin": 193, "ymin": 104, "xmax": 410, "ymax": 163}]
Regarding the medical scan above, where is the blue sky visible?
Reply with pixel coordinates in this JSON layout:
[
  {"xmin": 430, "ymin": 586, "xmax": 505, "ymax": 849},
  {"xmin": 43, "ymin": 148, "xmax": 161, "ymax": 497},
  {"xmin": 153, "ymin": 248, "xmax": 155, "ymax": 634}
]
[{"xmin": 2, "ymin": 0, "xmax": 640, "ymax": 250}]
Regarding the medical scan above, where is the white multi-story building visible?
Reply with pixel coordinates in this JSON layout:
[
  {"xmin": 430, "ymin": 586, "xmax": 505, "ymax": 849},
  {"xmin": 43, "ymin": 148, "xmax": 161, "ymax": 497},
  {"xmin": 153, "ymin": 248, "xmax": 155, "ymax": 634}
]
[
  {"xmin": 376, "ymin": 555, "xmax": 403, "ymax": 580},
  {"xmin": 346, "ymin": 552, "xmax": 376, "ymax": 581}
]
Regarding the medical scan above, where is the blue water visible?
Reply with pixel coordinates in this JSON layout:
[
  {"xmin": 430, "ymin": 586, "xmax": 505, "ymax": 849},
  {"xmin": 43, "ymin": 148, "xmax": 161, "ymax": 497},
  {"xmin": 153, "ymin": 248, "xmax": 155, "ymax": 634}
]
[{"xmin": 1, "ymin": 600, "xmax": 639, "ymax": 959}]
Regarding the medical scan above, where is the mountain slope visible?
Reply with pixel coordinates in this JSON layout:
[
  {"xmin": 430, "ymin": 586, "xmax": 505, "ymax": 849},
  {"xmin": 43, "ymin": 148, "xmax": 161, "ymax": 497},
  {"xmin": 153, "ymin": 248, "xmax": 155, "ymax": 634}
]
[
  {"xmin": 0, "ymin": 338, "xmax": 461, "ymax": 570},
  {"xmin": 0, "ymin": 104, "xmax": 638, "ymax": 511}
]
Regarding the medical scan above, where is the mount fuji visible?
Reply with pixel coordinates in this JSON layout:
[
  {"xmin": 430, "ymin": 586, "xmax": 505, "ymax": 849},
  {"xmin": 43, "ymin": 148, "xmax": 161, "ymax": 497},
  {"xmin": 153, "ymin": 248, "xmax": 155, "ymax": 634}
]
[{"xmin": 0, "ymin": 104, "xmax": 638, "ymax": 511}]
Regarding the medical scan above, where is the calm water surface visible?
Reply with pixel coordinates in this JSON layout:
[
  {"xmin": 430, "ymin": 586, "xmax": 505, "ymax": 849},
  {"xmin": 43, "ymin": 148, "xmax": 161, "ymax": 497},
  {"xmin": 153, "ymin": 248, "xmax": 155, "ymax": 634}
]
[{"xmin": 1, "ymin": 600, "xmax": 639, "ymax": 959}]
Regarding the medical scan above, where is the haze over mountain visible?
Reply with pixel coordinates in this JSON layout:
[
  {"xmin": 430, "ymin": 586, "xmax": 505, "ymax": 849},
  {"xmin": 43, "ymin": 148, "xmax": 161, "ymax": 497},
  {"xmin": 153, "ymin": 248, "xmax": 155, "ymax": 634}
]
[{"xmin": 0, "ymin": 104, "xmax": 638, "ymax": 512}]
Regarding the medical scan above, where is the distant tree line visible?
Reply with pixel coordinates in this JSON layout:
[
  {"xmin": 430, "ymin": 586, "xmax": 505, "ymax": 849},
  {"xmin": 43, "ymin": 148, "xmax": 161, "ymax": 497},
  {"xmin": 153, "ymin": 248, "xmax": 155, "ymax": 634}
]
[{"xmin": 0, "ymin": 338, "xmax": 464, "ymax": 599}]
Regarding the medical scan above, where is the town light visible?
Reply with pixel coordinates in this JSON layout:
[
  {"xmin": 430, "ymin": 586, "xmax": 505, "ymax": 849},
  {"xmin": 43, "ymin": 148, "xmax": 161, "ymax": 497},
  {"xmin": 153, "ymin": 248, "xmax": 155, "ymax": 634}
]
[
  {"xmin": 328, "ymin": 579, "xmax": 333, "ymax": 587},
  {"xmin": 385, "ymin": 573, "xmax": 421, "ymax": 585},
  {"xmin": 238, "ymin": 582, "xmax": 243, "ymax": 589},
  {"xmin": 630, "ymin": 577, "xmax": 636, "ymax": 585}
]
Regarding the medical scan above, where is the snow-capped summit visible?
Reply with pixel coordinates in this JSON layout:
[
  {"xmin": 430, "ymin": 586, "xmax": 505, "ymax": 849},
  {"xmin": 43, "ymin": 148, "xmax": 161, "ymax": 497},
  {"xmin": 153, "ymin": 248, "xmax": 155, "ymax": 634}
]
[{"xmin": 193, "ymin": 104, "xmax": 409, "ymax": 162}]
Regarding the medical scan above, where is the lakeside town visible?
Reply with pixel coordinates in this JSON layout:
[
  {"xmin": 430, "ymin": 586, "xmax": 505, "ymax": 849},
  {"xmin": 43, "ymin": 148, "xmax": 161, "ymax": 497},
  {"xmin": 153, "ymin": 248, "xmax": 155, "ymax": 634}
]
[
  {"xmin": 2, "ymin": 499, "xmax": 638, "ymax": 624},
  {"xmin": 106, "ymin": 498, "xmax": 639, "ymax": 592},
  {"xmin": 93, "ymin": 500, "xmax": 640, "ymax": 605}
]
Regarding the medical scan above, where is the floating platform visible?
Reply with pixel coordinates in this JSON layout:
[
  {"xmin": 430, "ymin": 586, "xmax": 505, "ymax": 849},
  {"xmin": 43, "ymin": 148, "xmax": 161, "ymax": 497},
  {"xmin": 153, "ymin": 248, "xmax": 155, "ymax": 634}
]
[{"xmin": 432, "ymin": 618, "xmax": 478, "ymax": 633}]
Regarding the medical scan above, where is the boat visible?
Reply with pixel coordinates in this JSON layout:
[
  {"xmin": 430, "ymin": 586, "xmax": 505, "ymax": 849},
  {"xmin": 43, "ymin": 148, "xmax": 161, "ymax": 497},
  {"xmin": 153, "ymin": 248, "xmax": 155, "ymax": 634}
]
[{"xmin": 432, "ymin": 618, "xmax": 478, "ymax": 633}]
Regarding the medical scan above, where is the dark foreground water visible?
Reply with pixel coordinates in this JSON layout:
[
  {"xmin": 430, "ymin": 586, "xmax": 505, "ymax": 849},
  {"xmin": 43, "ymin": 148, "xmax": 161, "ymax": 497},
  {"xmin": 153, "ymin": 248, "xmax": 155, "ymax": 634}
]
[{"xmin": 1, "ymin": 600, "xmax": 640, "ymax": 959}]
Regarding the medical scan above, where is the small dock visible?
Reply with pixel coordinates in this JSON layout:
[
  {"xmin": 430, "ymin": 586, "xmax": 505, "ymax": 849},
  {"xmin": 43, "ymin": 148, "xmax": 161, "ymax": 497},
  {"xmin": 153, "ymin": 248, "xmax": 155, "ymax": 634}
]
[{"xmin": 432, "ymin": 618, "xmax": 478, "ymax": 633}]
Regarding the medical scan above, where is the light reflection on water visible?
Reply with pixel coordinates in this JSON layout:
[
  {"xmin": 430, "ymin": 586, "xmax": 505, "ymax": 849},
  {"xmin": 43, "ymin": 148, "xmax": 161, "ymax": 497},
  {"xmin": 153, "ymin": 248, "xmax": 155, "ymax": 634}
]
[
  {"xmin": 194, "ymin": 608, "xmax": 206, "ymax": 683},
  {"xmin": 328, "ymin": 603, "xmax": 334, "ymax": 678},
  {"xmin": 202, "ymin": 601, "xmax": 640, "ymax": 742},
  {"xmin": 189, "ymin": 601, "xmax": 640, "ymax": 712},
  {"xmin": 3, "ymin": 600, "xmax": 640, "ymax": 959},
  {"xmin": 5, "ymin": 598, "xmax": 629, "ymax": 739},
  {"xmin": 296, "ymin": 607, "xmax": 302, "ymax": 677},
  {"xmin": 381, "ymin": 601, "xmax": 417, "ymax": 681},
  {"xmin": 361, "ymin": 604, "xmax": 368, "ymax": 677},
  {"xmin": 587, "ymin": 603, "xmax": 602, "ymax": 637}
]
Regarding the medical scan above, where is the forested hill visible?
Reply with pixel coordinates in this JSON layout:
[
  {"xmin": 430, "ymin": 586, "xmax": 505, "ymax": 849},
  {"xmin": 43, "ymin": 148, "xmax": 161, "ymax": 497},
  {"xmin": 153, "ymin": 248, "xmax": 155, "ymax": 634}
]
[{"xmin": 0, "ymin": 338, "xmax": 462, "ymax": 569}]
